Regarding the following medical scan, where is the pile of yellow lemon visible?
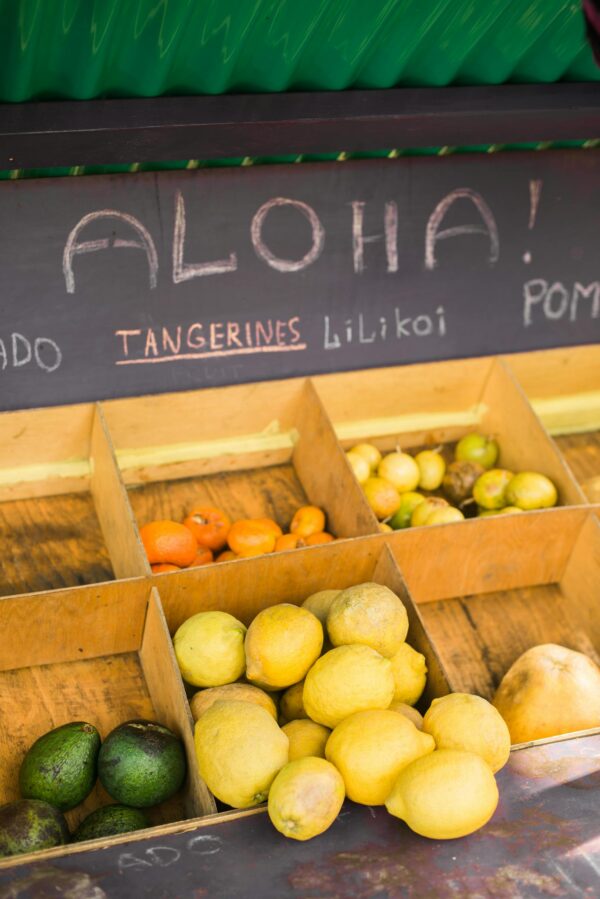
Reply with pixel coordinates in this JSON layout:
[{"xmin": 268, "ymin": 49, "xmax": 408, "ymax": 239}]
[{"xmin": 173, "ymin": 584, "xmax": 510, "ymax": 842}]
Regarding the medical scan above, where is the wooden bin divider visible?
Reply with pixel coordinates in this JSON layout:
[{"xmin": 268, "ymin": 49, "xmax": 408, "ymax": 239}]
[
  {"xmin": 480, "ymin": 358, "xmax": 586, "ymax": 506},
  {"xmin": 89, "ymin": 403, "xmax": 151, "ymax": 579},
  {"xmin": 140, "ymin": 589, "xmax": 216, "ymax": 817}
]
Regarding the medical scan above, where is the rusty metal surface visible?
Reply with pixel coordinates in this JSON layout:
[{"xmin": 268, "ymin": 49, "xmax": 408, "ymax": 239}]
[{"xmin": 0, "ymin": 733, "xmax": 598, "ymax": 898}]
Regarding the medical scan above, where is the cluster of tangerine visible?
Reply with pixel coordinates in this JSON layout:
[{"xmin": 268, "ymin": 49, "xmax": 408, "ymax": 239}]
[{"xmin": 140, "ymin": 504, "xmax": 334, "ymax": 573}]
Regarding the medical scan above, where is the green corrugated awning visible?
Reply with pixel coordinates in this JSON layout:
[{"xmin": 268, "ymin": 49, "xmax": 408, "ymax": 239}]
[{"xmin": 1, "ymin": 0, "xmax": 598, "ymax": 179}]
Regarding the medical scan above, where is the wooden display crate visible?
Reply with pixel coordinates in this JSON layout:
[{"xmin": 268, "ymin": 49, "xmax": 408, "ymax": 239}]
[
  {"xmin": 101, "ymin": 378, "xmax": 372, "ymax": 570},
  {"xmin": 0, "ymin": 581, "xmax": 212, "ymax": 839},
  {"xmin": 0, "ymin": 350, "xmax": 598, "ymax": 871},
  {"xmin": 313, "ymin": 355, "xmax": 586, "ymax": 531},
  {"xmin": 0, "ymin": 542, "xmax": 446, "ymax": 868},
  {"xmin": 388, "ymin": 507, "xmax": 600, "ymax": 723}
]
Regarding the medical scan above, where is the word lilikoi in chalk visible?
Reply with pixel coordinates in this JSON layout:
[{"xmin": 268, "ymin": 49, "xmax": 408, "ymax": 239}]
[
  {"xmin": 324, "ymin": 307, "xmax": 447, "ymax": 350},
  {"xmin": 115, "ymin": 317, "xmax": 304, "ymax": 365}
]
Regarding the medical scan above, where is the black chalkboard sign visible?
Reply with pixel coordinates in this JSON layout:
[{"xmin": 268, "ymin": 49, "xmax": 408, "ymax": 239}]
[{"xmin": 0, "ymin": 151, "xmax": 598, "ymax": 411}]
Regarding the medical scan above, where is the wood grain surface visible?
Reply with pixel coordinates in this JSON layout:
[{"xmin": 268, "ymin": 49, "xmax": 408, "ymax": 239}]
[
  {"xmin": 0, "ymin": 491, "xmax": 113, "ymax": 597},
  {"xmin": 555, "ymin": 430, "xmax": 600, "ymax": 502}
]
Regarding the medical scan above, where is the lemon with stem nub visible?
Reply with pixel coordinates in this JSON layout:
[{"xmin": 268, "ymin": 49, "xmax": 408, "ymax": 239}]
[
  {"xmin": 245, "ymin": 604, "xmax": 323, "ymax": 689},
  {"xmin": 268, "ymin": 757, "xmax": 345, "ymax": 841},
  {"xmin": 327, "ymin": 583, "xmax": 408, "ymax": 658},
  {"xmin": 423, "ymin": 693, "xmax": 511, "ymax": 773},
  {"xmin": 385, "ymin": 749, "xmax": 499, "ymax": 840},
  {"xmin": 326, "ymin": 709, "xmax": 435, "ymax": 805},
  {"xmin": 173, "ymin": 611, "xmax": 246, "ymax": 687},
  {"xmin": 390, "ymin": 643, "xmax": 428, "ymax": 706},
  {"xmin": 194, "ymin": 701, "xmax": 288, "ymax": 809},
  {"xmin": 303, "ymin": 644, "xmax": 395, "ymax": 729}
]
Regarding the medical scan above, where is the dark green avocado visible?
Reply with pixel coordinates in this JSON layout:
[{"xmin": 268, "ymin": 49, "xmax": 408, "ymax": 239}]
[
  {"xmin": 0, "ymin": 799, "xmax": 69, "ymax": 857},
  {"xmin": 19, "ymin": 721, "xmax": 101, "ymax": 812},
  {"xmin": 73, "ymin": 804, "xmax": 149, "ymax": 842},
  {"xmin": 98, "ymin": 719, "xmax": 186, "ymax": 808}
]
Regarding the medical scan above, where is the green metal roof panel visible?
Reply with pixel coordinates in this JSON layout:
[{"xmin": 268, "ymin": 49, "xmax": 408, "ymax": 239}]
[{"xmin": 0, "ymin": 0, "xmax": 597, "ymax": 103}]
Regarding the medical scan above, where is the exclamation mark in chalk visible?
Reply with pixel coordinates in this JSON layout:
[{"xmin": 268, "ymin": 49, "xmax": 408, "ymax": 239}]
[{"xmin": 523, "ymin": 179, "xmax": 542, "ymax": 264}]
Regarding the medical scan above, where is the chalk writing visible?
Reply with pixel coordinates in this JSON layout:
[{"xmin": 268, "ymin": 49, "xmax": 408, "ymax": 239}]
[
  {"xmin": 118, "ymin": 835, "xmax": 221, "ymax": 874},
  {"xmin": 115, "ymin": 316, "xmax": 304, "ymax": 365},
  {"xmin": 523, "ymin": 280, "xmax": 600, "ymax": 326},
  {"xmin": 425, "ymin": 188, "xmax": 500, "ymax": 270},
  {"xmin": 173, "ymin": 190, "xmax": 238, "ymax": 283},
  {"xmin": 251, "ymin": 197, "xmax": 325, "ymax": 272},
  {"xmin": 324, "ymin": 306, "xmax": 446, "ymax": 350},
  {"xmin": 351, "ymin": 201, "xmax": 398, "ymax": 273},
  {"xmin": 0, "ymin": 333, "xmax": 62, "ymax": 373},
  {"xmin": 63, "ymin": 210, "xmax": 158, "ymax": 293}
]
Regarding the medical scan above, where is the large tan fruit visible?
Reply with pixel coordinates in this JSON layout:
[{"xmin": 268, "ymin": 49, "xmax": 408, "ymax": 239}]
[{"xmin": 492, "ymin": 644, "xmax": 600, "ymax": 743}]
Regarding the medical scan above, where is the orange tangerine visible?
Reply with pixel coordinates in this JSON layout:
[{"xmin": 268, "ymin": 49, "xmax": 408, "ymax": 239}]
[
  {"xmin": 290, "ymin": 506, "xmax": 326, "ymax": 538},
  {"xmin": 183, "ymin": 506, "xmax": 231, "ymax": 551},
  {"xmin": 140, "ymin": 520, "xmax": 197, "ymax": 567},
  {"xmin": 228, "ymin": 519, "xmax": 277, "ymax": 557}
]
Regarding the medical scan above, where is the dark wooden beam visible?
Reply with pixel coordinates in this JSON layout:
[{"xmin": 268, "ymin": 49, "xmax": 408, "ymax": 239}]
[{"xmin": 1, "ymin": 83, "xmax": 599, "ymax": 170}]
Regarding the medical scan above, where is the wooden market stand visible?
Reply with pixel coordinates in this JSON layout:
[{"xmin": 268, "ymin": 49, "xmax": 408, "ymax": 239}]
[{"xmin": 0, "ymin": 3, "xmax": 599, "ymax": 896}]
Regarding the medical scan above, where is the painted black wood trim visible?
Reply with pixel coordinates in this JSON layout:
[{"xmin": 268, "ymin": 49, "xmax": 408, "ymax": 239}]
[{"xmin": 0, "ymin": 83, "xmax": 599, "ymax": 170}]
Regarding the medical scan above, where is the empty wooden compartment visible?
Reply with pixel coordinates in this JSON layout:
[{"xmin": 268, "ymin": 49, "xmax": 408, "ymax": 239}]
[
  {"xmin": 313, "ymin": 356, "xmax": 587, "ymax": 531},
  {"xmin": 387, "ymin": 508, "xmax": 600, "ymax": 740},
  {"xmin": 0, "ymin": 403, "xmax": 145, "ymax": 597},
  {"xmin": 506, "ymin": 345, "xmax": 600, "ymax": 503},
  {"xmin": 101, "ymin": 377, "xmax": 371, "ymax": 569},
  {"xmin": 0, "ymin": 579, "xmax": 213, "ymax": 851}
]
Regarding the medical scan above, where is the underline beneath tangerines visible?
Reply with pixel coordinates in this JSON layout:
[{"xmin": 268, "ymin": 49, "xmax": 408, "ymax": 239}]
[{"xmin": 115, "ymin": 343, "xmax": 308, "ymax": 364}]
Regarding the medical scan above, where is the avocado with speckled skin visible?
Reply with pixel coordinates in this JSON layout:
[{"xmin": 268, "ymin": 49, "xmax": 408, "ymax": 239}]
[
  {"xmin": 73, "ymin": 804, "xmax": 149, "ymax": 842},
  {"xmin": 98, "ymin": 720, "xmax": 186, "ymax": 808},
  {"xmin": 19, "ymin": 721, "xmax": 101, "ymax": 812},
  {"xmin": 0, "ymin": 799, "xmax": 69, "ymax": 857}
]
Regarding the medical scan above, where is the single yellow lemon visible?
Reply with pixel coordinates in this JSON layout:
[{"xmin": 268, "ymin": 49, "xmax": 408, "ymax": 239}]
[
  {"xmin": 245, "ymin": 604, "xmax": 323, "ymax": 690},
  {"xmin": 190, "ymin": 683, "xmax": 277, "ymax": 722},
  {"xmin": 325, "ymin": 709, "xmax": 434, "ymax": 805},
  {"xmin": 423, "ymin": 692, "xmax": 511, "ymax": 773},
  {"xmin": 303, "ymin": 644, "xmax": 395, "ymax": 729},
  {"xmin": 492, "ymin": 643, "xmax": 600, "ymax": 743},
  {"xmin": 349, "ymin": 443, "xmax": 381, "ymax": 472},
  {"xmin": 385, "ymin": 749, "xmax": 499, "ymax": 839},
  {"xmin": 415, "ymin": 450, "xmax": 446, "ymax": 491},
  {"xmin": 390, "ymin": 643, "xmax": 428, "ymax": 706},
  {"xmin": 327, "ymin": 582, "xmax": 408, "ymax": 658},
  {"xmin": 301, "ymin": 590, "xmax": 341, "ymax": 625},
  {"xmin": 282, "ymin": 719, "xmax": 331, "ymax": 760},
  {"xmin": 362, "ymin": 477, "xmax": 401, "ymax": 520},
  {"xmin": 280, "ymin": 681, "xmax": 308, "ymax": 723},
  {"xmin": 346, "ymin": 451, "xmax": 371, "ymax": 485},
  {"xmin": 378, "ymin": 452, "xmax": 420, "ymax": 492},
  {"xmin": 389, "ymin": 701, "xmax": 424, "ymax": 730},
  {"xmin": 173, "ymin": 611, "xmax": 246, "ymax": 687},
  {"xmin": 268, "ymin": 757, "xmax": 345, "ymax": 841},
  {"xmin": 194, "ymin": 700, "xmax": 288, "ymax": 808}
]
